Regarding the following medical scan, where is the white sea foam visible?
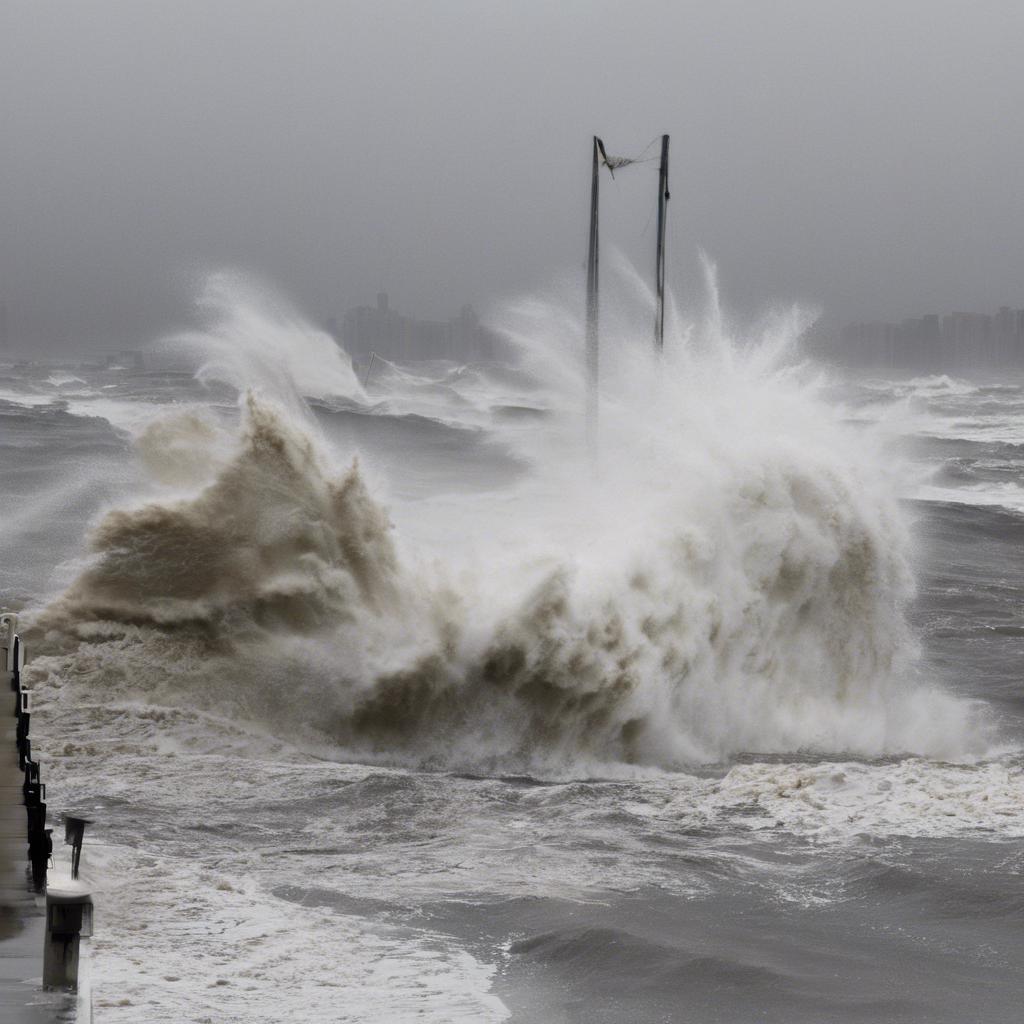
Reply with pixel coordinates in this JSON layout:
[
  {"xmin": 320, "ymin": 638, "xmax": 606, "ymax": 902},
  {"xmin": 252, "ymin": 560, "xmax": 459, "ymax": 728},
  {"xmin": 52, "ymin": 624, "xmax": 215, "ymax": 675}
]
[
  {"xmin": 916, "ymin": 480, "xmax": 1024, "ymax": 515},
  {"xmin": 0, "ymin": 387, "xmax": 56, "ymax": 407},
  {"xmin": 706, "ymin": 758, "xmax": 1024, "ymax": 838},
  {"xmin": 46, "ymin": 372, "xmax": 87, "ymax": 387},
  {"xmin": 915, "ymin": 415, "xmax": 1024, "ymax": 445},
  {"xmin": 80, "ymin": 840, "xmax": 508, "ymax": 1024},
  {"xmin": 61, "ymin": 397, "xmax": 181, "ymax": 435},
  {"xmin": 899, "ymin": 375, "xmax": 979, "ymax": 398}
]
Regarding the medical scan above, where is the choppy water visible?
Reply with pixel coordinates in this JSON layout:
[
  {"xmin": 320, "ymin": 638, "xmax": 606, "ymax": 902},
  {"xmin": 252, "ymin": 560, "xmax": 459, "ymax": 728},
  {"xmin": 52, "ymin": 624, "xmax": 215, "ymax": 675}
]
[{"xmin": 1, "ymin": 278, "xmax": 1023, "ymax": 1022}]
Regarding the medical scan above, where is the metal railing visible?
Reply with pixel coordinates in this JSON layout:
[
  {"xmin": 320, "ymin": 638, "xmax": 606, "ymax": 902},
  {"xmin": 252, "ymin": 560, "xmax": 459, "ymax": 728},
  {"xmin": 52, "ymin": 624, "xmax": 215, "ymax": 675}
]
[{"xmin": 2, "ymin": 616, "xmax": 52, "ymax": 891}]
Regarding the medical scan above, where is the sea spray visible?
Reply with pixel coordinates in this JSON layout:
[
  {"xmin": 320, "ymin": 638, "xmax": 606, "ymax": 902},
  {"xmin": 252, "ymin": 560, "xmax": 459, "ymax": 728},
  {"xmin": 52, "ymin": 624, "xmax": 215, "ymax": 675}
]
[
  {"xmin": 165, "ymin": 270, "xmax": 368, "ymax": 412},
  {"xmin": 24, "ymin": 269, "xmax": 989, "ymax": 767}
]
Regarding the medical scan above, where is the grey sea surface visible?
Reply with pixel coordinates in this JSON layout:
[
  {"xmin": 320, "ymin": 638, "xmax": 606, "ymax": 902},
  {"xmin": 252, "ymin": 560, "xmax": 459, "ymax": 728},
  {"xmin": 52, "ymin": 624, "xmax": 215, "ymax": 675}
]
[{"xmin": 1, "ymin": 362, "xmax": 1022, "ymax": 1023}]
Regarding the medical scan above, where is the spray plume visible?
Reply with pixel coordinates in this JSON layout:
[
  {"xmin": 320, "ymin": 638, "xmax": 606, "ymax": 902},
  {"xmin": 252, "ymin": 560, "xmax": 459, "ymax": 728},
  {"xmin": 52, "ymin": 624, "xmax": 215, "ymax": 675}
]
[{"xmin": 26, "ymin": 266, "xmax": 988, "ymax": 770}]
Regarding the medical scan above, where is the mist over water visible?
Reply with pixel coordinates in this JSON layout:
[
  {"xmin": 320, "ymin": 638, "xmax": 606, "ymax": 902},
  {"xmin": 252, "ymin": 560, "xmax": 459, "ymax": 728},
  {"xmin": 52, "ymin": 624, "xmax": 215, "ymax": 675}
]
[{"xmin": 25, "ymin": 268, "xmax": 989, "ymax": 770}]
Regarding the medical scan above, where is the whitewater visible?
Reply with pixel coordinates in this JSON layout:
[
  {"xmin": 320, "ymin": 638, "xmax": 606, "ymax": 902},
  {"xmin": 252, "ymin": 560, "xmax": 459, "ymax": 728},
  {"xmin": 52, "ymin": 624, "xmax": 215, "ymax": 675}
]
[{"xmin": 2, "ymin": 268, "xmax": 1022, "ymax": 1022}]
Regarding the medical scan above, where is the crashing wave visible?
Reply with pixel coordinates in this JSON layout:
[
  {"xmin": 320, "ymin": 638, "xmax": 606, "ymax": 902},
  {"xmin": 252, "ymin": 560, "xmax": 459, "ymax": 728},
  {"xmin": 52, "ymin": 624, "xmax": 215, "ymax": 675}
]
[{"xmin": 23, "ymin": 270, "xmax": 989, "ymax": 768}]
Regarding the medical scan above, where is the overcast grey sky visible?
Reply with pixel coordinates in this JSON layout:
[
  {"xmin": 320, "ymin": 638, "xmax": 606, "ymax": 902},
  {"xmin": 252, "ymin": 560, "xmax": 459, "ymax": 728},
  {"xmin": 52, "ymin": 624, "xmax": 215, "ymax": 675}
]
[{"xmin": 3, "ymin": 0, "xmax": 1024, "ymax": 352}]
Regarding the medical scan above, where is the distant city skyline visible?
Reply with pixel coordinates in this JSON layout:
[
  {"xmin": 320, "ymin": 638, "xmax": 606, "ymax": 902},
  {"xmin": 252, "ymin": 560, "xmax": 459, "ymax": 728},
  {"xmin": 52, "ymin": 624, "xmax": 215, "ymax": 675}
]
[{"xmin": 819, "ymin": 301, "xmax": 1024, "ymax": 370}]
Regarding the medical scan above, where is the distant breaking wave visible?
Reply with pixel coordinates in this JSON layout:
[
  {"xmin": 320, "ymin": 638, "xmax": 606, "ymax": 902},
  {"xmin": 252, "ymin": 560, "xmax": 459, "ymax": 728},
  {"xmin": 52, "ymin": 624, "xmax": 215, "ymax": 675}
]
[{"xmin": 25, "ymin": 268, "xmax": 989, "ymax": 768}]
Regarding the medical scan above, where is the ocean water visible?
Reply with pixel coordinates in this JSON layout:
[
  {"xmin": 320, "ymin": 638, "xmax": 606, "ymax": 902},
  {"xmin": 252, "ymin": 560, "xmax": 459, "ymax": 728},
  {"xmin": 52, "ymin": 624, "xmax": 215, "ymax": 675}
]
[{"xmin": 1, "ymin": 274, "xmax": 1022, "ymax": 1022}]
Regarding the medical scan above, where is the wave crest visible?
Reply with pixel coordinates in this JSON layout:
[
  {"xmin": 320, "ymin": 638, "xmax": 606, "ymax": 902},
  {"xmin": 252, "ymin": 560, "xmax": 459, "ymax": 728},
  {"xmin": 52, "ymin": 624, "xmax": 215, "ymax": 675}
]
[{"xmin": 25, "ymin": 273, "xmax": 991, "ymax": 768}]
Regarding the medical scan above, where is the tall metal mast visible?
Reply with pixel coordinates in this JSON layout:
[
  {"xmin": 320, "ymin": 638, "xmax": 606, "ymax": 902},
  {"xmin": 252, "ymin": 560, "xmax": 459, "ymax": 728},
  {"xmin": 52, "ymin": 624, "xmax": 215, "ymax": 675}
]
[
  {"xmin": 654, "ymin": 134, "xmax": 670, "ymax": 350},
  {"xmin": 586, "ymin": 136, "xmax": 600, "ymax": 452}
]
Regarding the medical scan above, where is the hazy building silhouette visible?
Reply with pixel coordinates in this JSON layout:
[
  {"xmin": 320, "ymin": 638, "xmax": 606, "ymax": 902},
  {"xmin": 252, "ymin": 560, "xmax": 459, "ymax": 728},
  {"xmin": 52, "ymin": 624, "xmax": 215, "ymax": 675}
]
[
  {"xmin": 826, "ymin": 303, "xmax": 1024, "ymax": 372},
  {"xmin": 341, "ymin": 292, "xmax": 504, "ymax": 364}
]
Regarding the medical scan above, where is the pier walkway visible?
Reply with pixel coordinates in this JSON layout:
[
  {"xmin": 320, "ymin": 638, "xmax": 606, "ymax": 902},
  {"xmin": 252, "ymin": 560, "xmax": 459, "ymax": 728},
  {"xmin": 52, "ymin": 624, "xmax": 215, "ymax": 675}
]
[{"xmin": 0, "ymin": 628, "xmax": 60, "ymax": 1021}]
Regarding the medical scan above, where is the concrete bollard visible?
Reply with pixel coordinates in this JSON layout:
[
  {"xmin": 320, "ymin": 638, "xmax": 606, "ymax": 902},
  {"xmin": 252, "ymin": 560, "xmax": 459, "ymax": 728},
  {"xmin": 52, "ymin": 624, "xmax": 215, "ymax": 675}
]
[{"xmin": 43, "ymin": 881, "xmax": 93, "ymax": 990}]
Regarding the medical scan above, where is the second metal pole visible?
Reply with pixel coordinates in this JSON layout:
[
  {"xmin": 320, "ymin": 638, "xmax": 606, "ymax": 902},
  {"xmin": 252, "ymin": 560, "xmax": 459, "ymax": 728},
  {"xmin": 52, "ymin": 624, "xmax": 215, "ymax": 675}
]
[
  {"xmin": 586, "ymin": 136, "xmax": 600, "ymax": 455},
  {"xmin": 654, "ymin": 134, "xmax": 669, "ymax": 350}
]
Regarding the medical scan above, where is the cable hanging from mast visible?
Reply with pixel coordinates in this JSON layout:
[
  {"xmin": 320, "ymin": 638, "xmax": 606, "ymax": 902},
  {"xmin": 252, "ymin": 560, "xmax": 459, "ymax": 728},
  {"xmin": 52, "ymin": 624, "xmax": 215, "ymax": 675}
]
[{"xmin": 595, "ymin": 136, "xmax": 662, "ymax": 179}]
